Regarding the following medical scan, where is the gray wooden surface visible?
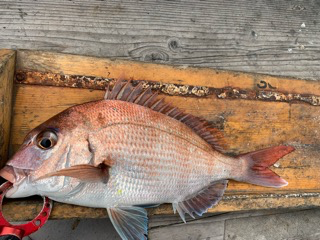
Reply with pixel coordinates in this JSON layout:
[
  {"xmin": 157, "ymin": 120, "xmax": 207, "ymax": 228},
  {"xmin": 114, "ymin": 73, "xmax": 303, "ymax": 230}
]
[
  {"xmin": 2, "ymin": 0, "xmax": 320, "ymax": 239},
  {"xmin": 1, "ymin": 0, "xmax": 320, "ymax": 80},
  {"xmin": 24, "ymin": 208, "xmax": 320, "ymax": 240}
]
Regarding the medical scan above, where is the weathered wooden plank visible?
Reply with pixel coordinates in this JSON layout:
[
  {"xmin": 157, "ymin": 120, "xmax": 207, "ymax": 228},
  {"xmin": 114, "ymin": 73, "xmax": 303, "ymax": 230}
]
[
  {"xmin": 4, "ymin": 50, "xmax": 320, "ymax": 221},
  {"xmin": 4, "ymin": 192, "xmax": 320, "ymax": 222},
  {"xmin": 6, "ymin": 83, "xmax": 320, "ymax": 221},
  {"xmin": 0, "ymin": 49, "xmax": 15, "ymax": 167},
  {"xmin": 13, "ymin": 70, "xmax": 320, "ymax": 106},
  {"xmin": 16, "ymin": 50, "xmax": 320, "ymax": 97},
  {"xmin": 1, "ymin": 1, "xmax": 320, "ymax": 80},
  {"xmin": 224, "ymin": 208, "xmax": 320, "ymax": 240},
  {"xmin": 27, "ymin": 218, "xmax": 121, "ymax": 240},
  {"xmin": 20, "ymin": 208, "xmax": 319, "ymax": 240},
  {"xmin": 148, "ymin": 208, "xmax": 320, "ymax": 240},
  {"xmin": 149, "ymin": 208, "xmax": 305, "ymax": 228},
  {"xmin": 149, "ymin": 219, "xmax": 225, "ymax": 240},
  {"xmin": 10, "ymin": 85, "xmax": 320, "ymax": 193}
]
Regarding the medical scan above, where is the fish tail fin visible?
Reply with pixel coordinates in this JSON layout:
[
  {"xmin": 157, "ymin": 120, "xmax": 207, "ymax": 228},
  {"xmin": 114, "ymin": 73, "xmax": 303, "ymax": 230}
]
[{"xmin": 238, "ymin": 145, "xmax": 295, "ymax": 188}]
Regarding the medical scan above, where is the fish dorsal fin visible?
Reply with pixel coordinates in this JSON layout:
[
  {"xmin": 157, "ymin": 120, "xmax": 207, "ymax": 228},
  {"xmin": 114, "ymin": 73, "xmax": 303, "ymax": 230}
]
[
  {"xmin": 105, "ymin": 80, "xmax": 226, "ymax": 151},
  {"xmin": 172, "ymin": 180, "xmax": 228, "ymax": 222},
  {"xmin": 107, "ymin": 206, "xmax": 148, "ymax": 240}
]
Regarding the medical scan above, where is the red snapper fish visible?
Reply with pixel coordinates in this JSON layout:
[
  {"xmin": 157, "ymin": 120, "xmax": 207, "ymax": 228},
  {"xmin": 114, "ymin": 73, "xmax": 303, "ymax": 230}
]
[{"xmin": 0, "ymin": 80, "xmax": 294, "ymax": 239}]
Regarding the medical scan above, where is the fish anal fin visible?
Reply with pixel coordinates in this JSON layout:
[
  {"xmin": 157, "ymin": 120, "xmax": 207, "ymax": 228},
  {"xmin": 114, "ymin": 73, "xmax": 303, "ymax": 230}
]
[
  {"xmin": 105, "ymin": 80, "xmax": 227, "ymax": 152},
  {"xmin": 36, "ymin": 162, "xmax": 110, "ymax": 183},
  {"xmin": 107, "ymin": 206, "xmax": 148, "ymax": 240},
  {"xmin": 173, "ymin": 180, "xmax": 228, "ymax": 222}
]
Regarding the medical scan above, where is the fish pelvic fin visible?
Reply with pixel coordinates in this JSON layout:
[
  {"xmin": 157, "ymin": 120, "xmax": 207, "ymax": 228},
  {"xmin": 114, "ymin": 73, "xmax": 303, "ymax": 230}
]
[
  {"xmin": 172, "ymin": 180, "xmax": 228, "ymax": 222},
  {"xmin": 107, "ymin": 206, "xmax": 148, "ymax": 240},
  {"xmin": 238, "ymin": 145, "xmax": 295, "ymax": 188}
]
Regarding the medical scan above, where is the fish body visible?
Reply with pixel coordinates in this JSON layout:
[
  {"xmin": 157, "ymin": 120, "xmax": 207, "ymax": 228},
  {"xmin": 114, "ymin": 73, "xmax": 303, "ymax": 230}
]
[
  {"xmin": 44, "ymin": 100, "xmax": 236, "ymax": 207},
  {"xmin": 0, "ymin": 81, "xmax": 294, "ymax": 239}
]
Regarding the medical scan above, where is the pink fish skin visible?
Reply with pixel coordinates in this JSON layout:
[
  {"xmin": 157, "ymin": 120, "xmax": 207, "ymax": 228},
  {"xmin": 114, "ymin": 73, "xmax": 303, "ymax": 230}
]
[{"xmin": 0, "ymin": 81, "xmax": 295, "ymax": 240}]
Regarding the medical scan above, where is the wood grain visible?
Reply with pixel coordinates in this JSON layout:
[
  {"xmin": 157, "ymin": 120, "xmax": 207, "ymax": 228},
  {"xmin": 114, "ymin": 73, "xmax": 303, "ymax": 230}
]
[
  {"xmin": 22, "ymin": 208, "xmax": 320, "ymax": 240},
  {"xmin": 1, "ymin": 1, "xmax": 320, "ymax": 80},
  {"xmin": 0, "ymin": 49, "xmax": 15, "ymax": 167},
  {"xmin": 4, "ymin": 192, "xmax": 320, "ymax": 222},
  {"xmin": 149, "ymin": 209, "xmax": 320, "ymax": 240},
  {"xmin": 224, "ymin": 208, "xmax": 320, "ymax": 240},
  {"xmin": 150, "ymin": 218, "xmax": 225, "ymax": 240},
  {"xmin": 149, "ymin": 208, "xmax": 305, "ymax": 228}
]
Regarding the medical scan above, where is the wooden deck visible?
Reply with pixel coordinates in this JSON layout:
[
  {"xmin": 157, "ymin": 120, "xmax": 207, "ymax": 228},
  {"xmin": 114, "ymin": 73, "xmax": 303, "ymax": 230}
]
[
  {"xmin": 1, "ymin": 0, "xmax": 320, "ymax": 239},
  {"xmin": 24, "ymin": 208, "xmax": 320, "ymax": 240},
  {"xmin": 1, "ymin": 0, "xmax": 320, "ymax": 80}
]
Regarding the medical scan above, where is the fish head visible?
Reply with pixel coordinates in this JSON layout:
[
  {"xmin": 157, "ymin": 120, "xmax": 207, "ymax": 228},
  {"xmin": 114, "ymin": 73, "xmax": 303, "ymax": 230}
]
[{"xmin": 0, "ymin": 107, "xmax": 92, "ymax": 198}]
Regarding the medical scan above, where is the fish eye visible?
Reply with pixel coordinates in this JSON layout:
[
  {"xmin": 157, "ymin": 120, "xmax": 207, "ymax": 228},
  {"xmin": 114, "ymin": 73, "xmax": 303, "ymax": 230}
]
[{"xmin": 37, "ymin": 130, "xmax": 58, "ymax": 150}]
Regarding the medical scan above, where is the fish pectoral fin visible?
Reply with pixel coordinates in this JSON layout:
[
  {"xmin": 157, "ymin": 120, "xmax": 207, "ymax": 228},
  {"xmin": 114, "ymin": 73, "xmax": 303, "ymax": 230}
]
[
  {"xmin": 107, "ymin": 206, "xmax": 148, "ymax": 240},
  {"xmin": 172, "ymin": 180, "xmax": 228, "ymax": 223},
  {"xmin": 36, "ymin": 163, "xmax": 110, "ymax": 183}
]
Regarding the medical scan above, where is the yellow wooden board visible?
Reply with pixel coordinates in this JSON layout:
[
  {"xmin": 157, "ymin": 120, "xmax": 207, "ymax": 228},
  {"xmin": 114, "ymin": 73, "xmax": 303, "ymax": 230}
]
[
  {"xmin": 2, "ymin": 50, "xmax": 320, "ymax": 220},
  {"xmin": 10, "ymin": 85, "xmax": 320, "ymax": 194},
  {"xmin": 16, "ymin": 50, "xmax": 320, "ymax": 96},
  {"xmin": 0, "ymin": 50, "xmax": 15, "ymax": 167}
]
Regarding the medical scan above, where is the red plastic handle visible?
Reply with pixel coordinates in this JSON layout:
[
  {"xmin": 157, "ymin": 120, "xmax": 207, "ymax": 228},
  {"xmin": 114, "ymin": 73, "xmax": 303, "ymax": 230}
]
[{"xmin": 0, "ymin": 181, "xmax": 52, "ymax": 237}]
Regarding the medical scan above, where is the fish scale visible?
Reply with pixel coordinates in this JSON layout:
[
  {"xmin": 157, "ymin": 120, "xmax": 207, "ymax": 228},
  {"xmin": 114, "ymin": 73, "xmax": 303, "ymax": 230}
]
[
  {"xmin": 94, "ymin": 108, "xmax": 218, "ymax": 198},
  {"xmin": 48, "ymin": 101, "xmax": 221, "ymax": 206}
]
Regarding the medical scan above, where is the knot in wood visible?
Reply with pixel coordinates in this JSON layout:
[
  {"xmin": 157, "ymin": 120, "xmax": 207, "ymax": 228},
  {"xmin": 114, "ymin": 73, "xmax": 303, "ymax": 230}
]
[
  {"xmin": 144, "ymin": 51, "xmax": 169, "ymax": 63},
  {"xmin": 168, "ymin": 38, "xmax": 180, "ymax": 52},
  {"xmin": 15, "ymin": 72, "xmax": 26, "ymax": 82}
]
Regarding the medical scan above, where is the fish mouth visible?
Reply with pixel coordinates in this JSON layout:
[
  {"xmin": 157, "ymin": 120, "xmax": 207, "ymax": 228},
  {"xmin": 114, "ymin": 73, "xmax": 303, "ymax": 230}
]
[
  {"xmin": 0, "ymin": 165, "xmax": 16, "ymax": 183},
  {"xmin": 0, "ymin": 165, "xmax": 32, "ymax": 198},
  {"xmin": 0, "ymin": 165, "xmax": 29, "ymax": 184}
]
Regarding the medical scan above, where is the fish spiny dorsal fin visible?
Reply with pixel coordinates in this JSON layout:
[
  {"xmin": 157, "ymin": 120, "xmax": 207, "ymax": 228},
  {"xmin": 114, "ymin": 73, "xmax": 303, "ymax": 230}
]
[{"xmin": 105, "ymin": 80, "xmax": 227, "ymax": 151}]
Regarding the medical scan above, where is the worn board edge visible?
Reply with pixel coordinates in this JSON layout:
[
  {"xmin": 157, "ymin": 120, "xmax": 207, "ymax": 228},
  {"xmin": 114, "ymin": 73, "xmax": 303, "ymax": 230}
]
[
  {"xmin": 13, "ymin": 71, "xmax": 320, "ymax": 106},
  {"xmin": 4, "ymin": 191, "xmax": 320, "ymax": 222},
  {"xmin": 0, "ymin": 49, "xmax": 15, "ymax": 167},
  {"xmin": 15, "ymin": 50, "xmax": 320, "ymax": 97}
]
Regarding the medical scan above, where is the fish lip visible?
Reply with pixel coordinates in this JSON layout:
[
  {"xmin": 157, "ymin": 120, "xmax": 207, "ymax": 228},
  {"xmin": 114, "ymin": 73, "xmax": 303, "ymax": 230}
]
[
  {"xmin": 0, "ymin": 166, "xmax": 31, "ymax": 198},
  {"xmin": 0, "ymin": 165, "xmax": 29, "ymax": 184},
  {"xmin": 0, "ymin": 165, "xmax": 16, "ymax": 183}
]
